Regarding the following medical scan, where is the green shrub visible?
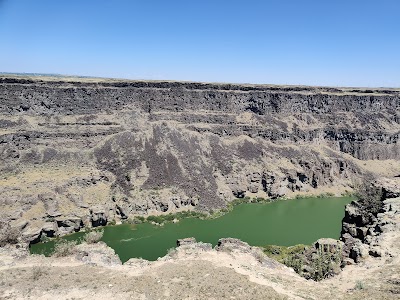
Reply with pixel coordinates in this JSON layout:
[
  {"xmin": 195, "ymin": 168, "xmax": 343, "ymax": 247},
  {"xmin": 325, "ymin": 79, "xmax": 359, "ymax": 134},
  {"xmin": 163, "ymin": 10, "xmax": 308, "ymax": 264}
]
[
  {"xmin": 355, "ymin": 280, "xmax": 365, "ymax": 290},
  {"xmin": 341, "ymin": 189, "xmax": 354, "ymax": 197},
  {"xmin": 254, "ymin": 197, "xmax": 269, "ymax": 203},
  {"xmin": 147, "ymin": 215, "xmax": 164, "ymax": 224},
  {"xmin": 125, "ymin": 216, "xmax": 146, "ymax": 224},
  {"xmin": 283, "ymin": 255, "xmax": 303, "ymax": 274},
  {"xmin": 263, "ymin": 244, "xmax": 307, "ymax": 264},
  {"xmin": 355, "ymin": 182, "xmax": 384, "ymax": 218},
  {"xmin": 309, "ymin": 243, "xmax": 343, "ymax": 281},
  {"xmin": 316, "ymin": 192, "xmax": 335, "ymax": 198}
]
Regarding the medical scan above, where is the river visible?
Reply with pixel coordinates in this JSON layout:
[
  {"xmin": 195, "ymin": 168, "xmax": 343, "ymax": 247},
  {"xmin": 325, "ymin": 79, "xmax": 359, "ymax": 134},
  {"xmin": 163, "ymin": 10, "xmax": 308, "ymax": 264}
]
[{"xmin": 30, "ymin": 196, "xmax": 353, "ymax": 262}]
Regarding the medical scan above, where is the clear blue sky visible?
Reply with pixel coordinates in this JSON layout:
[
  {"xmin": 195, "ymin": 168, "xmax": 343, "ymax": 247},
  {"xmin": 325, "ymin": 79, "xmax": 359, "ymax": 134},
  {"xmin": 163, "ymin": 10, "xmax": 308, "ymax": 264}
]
[{"xmin": 0, "ymin": 0, "xmax": 399, "ymax": 87}]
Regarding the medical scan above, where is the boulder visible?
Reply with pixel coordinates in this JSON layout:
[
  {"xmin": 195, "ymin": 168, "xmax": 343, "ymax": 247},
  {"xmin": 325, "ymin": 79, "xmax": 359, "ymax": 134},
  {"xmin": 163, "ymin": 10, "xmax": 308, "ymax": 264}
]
[
  {"xmin": 42, "ymin": 222, "xmax": 57, "ymax": 237},
  {"xmin": 74, "ymin": 242, "xmax": 122, "ymax": 266},
  {"xmin": 369, "ymin": 247, "xmax": 383, "ymax": 257},
  {"xmin": 191, "ymin": 197, "xmax": 199, "ymax": 206},
  {"xmin": 56, "ymin": 217, "xmax": 82, "ymax": 232},
  {"xmin": 21, "ymin": 226, "xmax": 42, "ymax": 244},
  {"xmin": 356, "ymin": 227, "xmax": 368, "ymax": 240},
  {"xmin": 215, "ymin": 238, "xmax": 252, "ymax": 253},
  {"xmin": 90, "ymin": 206, "xmax": 108, "ymax": 227},
  {"xmin": 232, "ymin": 188, "xmax": 246, "ymax": 198},
  {"xmin": 247, "ymin": 183, "xmax": 259, "ymax": 193},
  {"xmin": 350, "ymin": 241, "xmax": 369, "ymax": 263}
]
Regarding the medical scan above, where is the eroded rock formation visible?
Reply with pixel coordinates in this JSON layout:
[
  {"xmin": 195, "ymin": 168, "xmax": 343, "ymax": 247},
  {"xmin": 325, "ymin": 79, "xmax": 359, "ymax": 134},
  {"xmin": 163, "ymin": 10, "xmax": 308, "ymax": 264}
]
[
  {"xmin": 0, "ymin": 75, "xmax": 399, "ymax": 241},
  {"xmin": 341, "ymin": 178, "xmax": 400, "ymax": 262}
]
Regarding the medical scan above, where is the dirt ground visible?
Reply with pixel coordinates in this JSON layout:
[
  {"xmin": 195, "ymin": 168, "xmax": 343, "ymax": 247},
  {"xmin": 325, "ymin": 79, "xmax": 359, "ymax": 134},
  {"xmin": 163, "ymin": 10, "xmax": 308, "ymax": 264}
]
[{"xmin": 0, "ymin": 231, "xmax": 399, "ymax": 300}]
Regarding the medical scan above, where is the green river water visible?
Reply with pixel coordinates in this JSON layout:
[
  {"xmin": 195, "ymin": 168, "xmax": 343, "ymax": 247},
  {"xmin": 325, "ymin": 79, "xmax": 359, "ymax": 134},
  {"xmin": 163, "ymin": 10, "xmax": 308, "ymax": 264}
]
[{"xmin": 30, "ymin": 196, "xmax": 353, "ymax": 262}]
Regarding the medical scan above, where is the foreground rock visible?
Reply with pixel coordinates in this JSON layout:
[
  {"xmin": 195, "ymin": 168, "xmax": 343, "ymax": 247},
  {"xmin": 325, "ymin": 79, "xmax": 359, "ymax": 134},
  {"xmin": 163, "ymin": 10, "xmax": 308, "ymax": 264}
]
[
  {"xmin": 74, "ymin": 242, "xmax": 122, "ymax": 266},
  {"xmin": 341, "ymin": 178, "xmax": 400, "ymax": 263},
  {"xmin": 1, "ymin": 228, "xmax": 399, "ymax": 299}
]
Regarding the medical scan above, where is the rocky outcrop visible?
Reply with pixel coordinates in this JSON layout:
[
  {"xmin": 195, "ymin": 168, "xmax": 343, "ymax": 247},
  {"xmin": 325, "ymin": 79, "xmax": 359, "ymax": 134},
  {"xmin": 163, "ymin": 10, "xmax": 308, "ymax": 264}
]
[
  {"xmin": 1, "ymin": 75, "xmax": 399, "ymax": 243},
  {"xmin": 174, "ymin": 237, "xmax": 280, "ymax": 268},
  {"xmin": 74, "ymin": 242, "xmax": 122, "ymax": 267},
  {"xmin": 176, "ymin": 237, "xmax": 197, "ymax": 247},
  {"xmin": 341, "ymin": 179, "xmax": 400, "ymax": 263},
  {"xmin": 215, "ymin": 238, "xmax": 256, "ymax": 253},
  {"xmin": 215, "ymin": 238, "xmax": 279, "ymax": 267}
]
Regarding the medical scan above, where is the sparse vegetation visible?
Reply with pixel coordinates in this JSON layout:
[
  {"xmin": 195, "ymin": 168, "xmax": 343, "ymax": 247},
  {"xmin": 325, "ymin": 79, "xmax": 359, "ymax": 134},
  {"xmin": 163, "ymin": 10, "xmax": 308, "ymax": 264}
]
[
  {"xmin": 355, "ymin": 280, "xmax": 365, "ymax": 290},
  {"xmin": 308, "ymin": 243, "xmax": 344, "ymax": 281},
  {"xmin": 252, "ymin": 250, "xmax": 267, "ymax": 263},
  {"xmin": 316, "ymin": 192, "xmax": 335, "ymax": 198},
  {"xmin": 294, "ymin": 194, "xmax": 310, "ymax": 199},
  {"xmin": 124, "ymin": 192, "xmax": 350, "ymax": 226},
  {"xmin": 263, "ymin": 242, "xmax": 344, "ymax": 281},
  {"xmin": 107, "ymin": 220, "xmax": 116, "ymax": 226},
  {"xmin": 0, "ymin": 222, "xmax": 20, "ymax": 246},
  {"xmin": 53, "ymin": 240, "xmax": 78, "ymax": 257},
  {"xmin": 31, "ymin": 266, "xmax": 47, "ymax": 281},
  {"xmin": 355, "ymin": 182, "xmax": 384, "ymax": 221},
  {"xmin": 263, "ymin": 244, "xmax": 307, "ymax": 263},
  {"xmin": 125, "ymin": 211, "xmax": 208, "ymax": 225},
  {"xmin": 83, "ymin": 230, "xmax": 104, "ymax": 244},
  {"xmin": 341, "ymin": 189, "xmax": 354, "ymax": 197},
  {"xmin": 263, "ymin": 244, "xmax": 306, "ymax": 274}
]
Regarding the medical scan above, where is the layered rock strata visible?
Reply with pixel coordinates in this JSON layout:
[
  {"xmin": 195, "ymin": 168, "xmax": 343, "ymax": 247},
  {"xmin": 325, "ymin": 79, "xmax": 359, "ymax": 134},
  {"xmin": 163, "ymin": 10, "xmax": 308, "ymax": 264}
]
[{"xmin": 0, "ymin": 75, "xmax": 399, "ymax": 241}]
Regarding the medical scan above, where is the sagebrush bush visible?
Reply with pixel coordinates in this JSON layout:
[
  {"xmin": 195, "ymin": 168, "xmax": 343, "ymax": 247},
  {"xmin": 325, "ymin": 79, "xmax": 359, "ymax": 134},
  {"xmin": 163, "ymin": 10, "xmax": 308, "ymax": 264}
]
[
  {"xmin": 355, "ymin": 280, "xmax": 365, "ymax": 290},
  {"xmin": 53, "ymin": 240, "xmax": 77, "ymax": 257},
  {"xmin": 32, "ymin": 266, "xmax": 47, "ymax": 281},
  {"xmin": 0, "ymin": 221, "xmax": 20, "ymax": 246},
  {"xmin": 83, "ymin": 230, "xmax": 104, "ymax": 244}
]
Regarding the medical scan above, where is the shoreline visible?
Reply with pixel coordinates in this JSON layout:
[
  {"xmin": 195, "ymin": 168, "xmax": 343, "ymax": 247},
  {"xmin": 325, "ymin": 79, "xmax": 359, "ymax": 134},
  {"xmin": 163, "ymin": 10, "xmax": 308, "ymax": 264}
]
[{"xmin": 30, "ymin": 194, "xmax": 354, "ymax": 262}]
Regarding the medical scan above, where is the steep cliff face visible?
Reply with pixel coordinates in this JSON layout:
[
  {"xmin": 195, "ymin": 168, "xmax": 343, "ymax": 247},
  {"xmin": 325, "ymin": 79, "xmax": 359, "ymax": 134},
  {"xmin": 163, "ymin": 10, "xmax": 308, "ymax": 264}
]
[
  {"xmin": 0, "ymin": 75, "xmax": 399, "ymax": 241},
  {"xmin": 341, "ymin": 178, "xmax": 400, "ymax": 262}
]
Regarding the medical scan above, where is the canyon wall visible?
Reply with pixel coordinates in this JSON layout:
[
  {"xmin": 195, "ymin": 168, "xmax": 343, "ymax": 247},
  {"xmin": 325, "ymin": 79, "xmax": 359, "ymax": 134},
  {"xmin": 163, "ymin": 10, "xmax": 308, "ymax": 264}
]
[{"xmin": 0, "ymin": 75, "xmax": 399, "ymax": 241}]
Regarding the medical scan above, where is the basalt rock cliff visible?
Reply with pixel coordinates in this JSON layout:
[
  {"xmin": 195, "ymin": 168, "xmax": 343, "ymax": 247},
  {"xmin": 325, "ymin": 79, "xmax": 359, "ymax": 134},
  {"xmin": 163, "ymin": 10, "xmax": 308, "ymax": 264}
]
[
  {"xmin": 341, "ymin": 178, "xmax": 400, "ymax": 262},
  {"xmin": 0, "ymin": 75, "xmax": 399, "ymax": 242}
]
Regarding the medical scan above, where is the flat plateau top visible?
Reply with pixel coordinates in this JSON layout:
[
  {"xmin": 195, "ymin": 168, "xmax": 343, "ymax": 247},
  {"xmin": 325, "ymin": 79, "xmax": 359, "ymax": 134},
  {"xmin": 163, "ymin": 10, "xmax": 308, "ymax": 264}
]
[{"xmin": 1, "ymin": 73, "xmax": 399, "ymax": 96}]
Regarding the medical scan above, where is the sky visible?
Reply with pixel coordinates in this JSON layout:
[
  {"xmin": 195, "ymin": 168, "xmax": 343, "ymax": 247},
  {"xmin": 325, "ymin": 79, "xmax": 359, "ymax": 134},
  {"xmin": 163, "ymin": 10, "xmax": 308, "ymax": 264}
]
[{"xmin": 0, "ymin": 0, "xmax": 399, "ymax": 87}]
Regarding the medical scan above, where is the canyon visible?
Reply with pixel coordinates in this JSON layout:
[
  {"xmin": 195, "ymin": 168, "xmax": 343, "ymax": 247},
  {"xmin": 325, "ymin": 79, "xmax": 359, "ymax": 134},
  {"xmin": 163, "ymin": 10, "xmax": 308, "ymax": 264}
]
[
  {"xmin": 0, "ymin": 181, "xmax": 399, "ymax": 299},
  {"xmin": 0, "ymin": 74, "xmax": 400, "ymax": 299},
  {"xmin": 1, "ymin": 75, "xmax": 399, "ymax": 241}
]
